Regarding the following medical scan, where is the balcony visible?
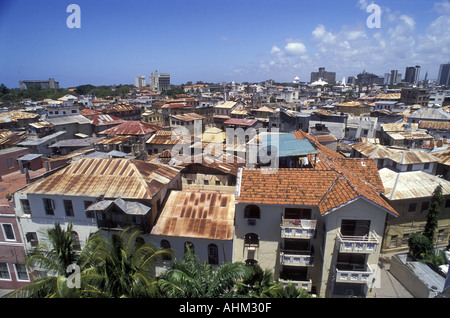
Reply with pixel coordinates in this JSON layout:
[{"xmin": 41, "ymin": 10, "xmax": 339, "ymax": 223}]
[
  {"xmin": 335, "ymin": 264, "xmax": 374, "ymax": 284},
  {"xmin": 279, "ymin": 278, "xmax": 312, "ymax": 292},
  {"xmin": 280, "ymin": 250, "xmax": 314, "ymax": 267},
  {"xmin": 337, "ymin": 230, "xmax": 379, "ymax": 254},
  {"xmin": 280, "ymin": 218, "xmax": 317, "ymax": 239}
]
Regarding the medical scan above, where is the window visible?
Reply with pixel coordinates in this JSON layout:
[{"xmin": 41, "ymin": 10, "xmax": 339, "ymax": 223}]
[
  {"xmin": 84, "ymin": 201, "xmax": 94, "ymax": 218},
  {"xmin": 424, "ymin": 162, "xmax": 430, "ymax": 170},
  {"xmin": 161, "ymin": 240, "xmax": 172, "ymax": 260},
  {"xmin": 244, "ymin": 205, "xmax": 261, "ymax": 219},
  {"xmin": 208, "ymin": 244, "xmax": 219, "ymax": 265},
  {"xmin": 64, "ymin": 200, "xmax": 74, "ymax": 217},
  {"xmin": 408, "ymin": 202, "xmax": 417, "ymax": 213},
  {"xmin": 445, "ymin": 199, "xmax": 450, "ymax": 209},
  {"xmin": 407, "ymin": 164, "xmax": 413, "ymax": 171},
  {"xmin": 389, "ymin": 235, "xmax": 398, "ymax": 248},
  {"xmin": 244, "ymin": 233, "xmax": 259, "ymax": 247},
  {"xmin": 43, "ymin": 198, "xmax": 55, "ymax": 215},
  {"xmin": 71, "ymin": 232, "xmax": 81, "ymax": 251},
  {"xmin": 203, "ymin": 180, "xmax": 209, "ymax": 185},
  {"xmin": 340, "ymin": 220, "xmax": 370, "ymax": 236},
  {"xmin": 215, "ymin": 180, "xmax": 221, "ymax": 186},
  {"xmin": 1, "ymin": 223, "xmax": 15, "ymax": 241},
  {"xmin": 437, "ymin": 229, "xmax": 446, "ymax": 242},
  {"xmin": 0, "ymin": 263, "xmax": 11, "ymax": 280},
  {"xmin": 421, "ymin": 201, "xmax": 430, "ymax": 212},
  {"xmin": 21, "ymin": 199, "xmax": 31, "ymax": 215},
  {"xmin": 401, "ymin": 234, "xmax": 410, "ymax": 246},
  {"xmin": 14, "ymin": 264, "xmax": 29, "ymax": 281},
  {"xmin": 25, "ymin": 232, "xmax": 38, "ymax": 247}
]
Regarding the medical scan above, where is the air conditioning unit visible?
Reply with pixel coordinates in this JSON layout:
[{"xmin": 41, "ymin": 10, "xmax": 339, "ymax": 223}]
[{"xmin": 248, "ymin": 219, "xmax": 256, "ymax": 226}]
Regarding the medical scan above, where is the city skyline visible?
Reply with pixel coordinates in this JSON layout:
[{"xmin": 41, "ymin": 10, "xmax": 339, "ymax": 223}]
[{"xmin": 1, "ymin": 0, "xmax": 450, "ymax": 88}]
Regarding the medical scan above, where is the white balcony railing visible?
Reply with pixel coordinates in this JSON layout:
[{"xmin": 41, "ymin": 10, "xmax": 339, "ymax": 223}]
[
  {"xmin": 279, "ymin": 278, "xmax": 312, "ymax": 292},
  {"xmin": 335, "ymin": 265, "xmax": 373, "ymax": 284},
  {"xmin": 281, "ymin": 218, "xmax": 317, "ymax": 239},
  {"xmin": 280, "ymin": 250, "xmax": 314, "ymax": 267},
  {"xmin": 337, "ymin": 230, "xmax": 379, "ymax": 254}
]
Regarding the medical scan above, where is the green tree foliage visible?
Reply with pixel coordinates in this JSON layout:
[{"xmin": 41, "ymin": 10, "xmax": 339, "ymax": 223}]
[
  {"xmin": 158, "ymin": 247, "xmax": 247, "ymax": 298},
  {"xmin": 423, "ymin": 184, "xmax": 443, "ymax": 243},
  {"xmin": 408, "ymin": 232, "xmax": 433, "ymax": 260}
]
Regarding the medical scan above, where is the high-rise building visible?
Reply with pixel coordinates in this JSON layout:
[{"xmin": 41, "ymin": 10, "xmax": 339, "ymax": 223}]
[
  {"xmin": 150, "ymin": 72, "xmax": 171, "ymax": 92},
  {"xmin": 404, "ymin": 65, "xmax": 421, "ymax": 84},
  {"xmin": 437, "ymin": 63, "xmax": 450, "ymax": 86},
  {"xmin": 310, "ymin": 67, "xmax": 336, "ymax": 84},
  {"xmin": 135, "ymin": 76, "xmax": 146, "ymax": 88}
]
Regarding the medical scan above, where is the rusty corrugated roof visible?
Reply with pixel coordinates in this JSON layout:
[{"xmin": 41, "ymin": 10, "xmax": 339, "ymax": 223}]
[
  {"xmin": 23, "ymin": 158, "xmax": 181, "ymax": 200},
  {"xmin": 100, "ymin": 121, "xmax": 163, "ymax": 135},
  {"xmin": 150, "ymin": 190, "xmax": 235, "ymax": 240}
]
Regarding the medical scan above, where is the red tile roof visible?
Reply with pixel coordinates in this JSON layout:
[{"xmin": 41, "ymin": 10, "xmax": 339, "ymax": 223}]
[{"xmin": 236, "ymin": 130, "xmax": 397, "ymax": 216}]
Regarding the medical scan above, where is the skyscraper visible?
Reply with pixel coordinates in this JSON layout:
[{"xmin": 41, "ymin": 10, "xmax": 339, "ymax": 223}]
[
  {"xmin": 404, "ymin": 65, "xmax": 421, "ymax": 84},
  {"xmin": 437, "ymin": 63, "xmax": 450, "ymax": 86}
]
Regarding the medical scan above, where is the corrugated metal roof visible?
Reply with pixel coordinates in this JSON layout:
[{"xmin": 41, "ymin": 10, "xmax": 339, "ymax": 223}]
[
  {"xmin": 150, "ymin": 190, "xmax": 235, "ymax": 240},
  {"xmin": 23, "ymin": 158, "xmax": 181, "ymax": 200},
  {"xmin": 379, "ymin": 168, "xmax": 450, "ymax": 200},
  {"xmin": 351, "ymin": 142, "xmax": 398, "ymax": 158},
  {"xmin": 100, "ymin": 121, "xmax": 163, "ymax": 135},
  {"xmin": 388, "ymin": 150, "xmax": 441, "ymax": 164}
]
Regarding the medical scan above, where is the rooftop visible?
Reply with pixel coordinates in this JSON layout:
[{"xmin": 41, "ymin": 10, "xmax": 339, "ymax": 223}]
[
  {"xmin": 379, "ymin": 168, "xmax": 450, "ymax": 200},
  {"xmin": 100, "ymin": 121, "xmax": 163, "ymax": 135},
  {"xmin": 237, "ymin": 131, "xmax": 396, "ymax": 216},
  {"xmin": 150, "ymin": 190, "xmax": 235, "ymax": 240},
  {"xmin": 23, "ymin": 158, "xmax": 181, "ymax": 200}
]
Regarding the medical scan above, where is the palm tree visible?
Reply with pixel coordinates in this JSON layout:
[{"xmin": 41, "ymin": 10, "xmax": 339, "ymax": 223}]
[
  {"xmin": 235, "ymin": 264, "xmax": 275, "ymax": 297},
  {"xmin": 83, "ymin": 227, "xmax": 173, "ymax": 298},
  {"xmin": 261, "ymin": 283, "xmax": 311, "ymax": 298},
  {"xmin": 8, "ymin": 222, "xmax": 86, "ymax": 297},
  {"xmin": 158, "ymin": 247, "xmax": 248, "ymax": 298}
]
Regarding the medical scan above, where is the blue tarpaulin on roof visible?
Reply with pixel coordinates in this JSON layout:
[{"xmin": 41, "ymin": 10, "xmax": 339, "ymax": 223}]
[{"xmin": 261, "ymin": 133, "xmax": 318, "ymax": 157}]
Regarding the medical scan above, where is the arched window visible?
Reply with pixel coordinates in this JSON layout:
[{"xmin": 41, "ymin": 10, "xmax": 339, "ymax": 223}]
[
  {"xmin": 161, "ymin": 239, "xmax": 172, "ymax": 260},
  {"xmin": 71, "ymin": 231, "xmax": 81, "ymax": 251},
  {"xmin": 244, "ymin": 205, "xmax": 260, "ymax": 219},
  {"xmin": 244, "ymin": 233, "xmax": 259, "ymax": 247},
  {"xmin": 208, "ymin": 244, "xmax": 219, "ymax": 265}
]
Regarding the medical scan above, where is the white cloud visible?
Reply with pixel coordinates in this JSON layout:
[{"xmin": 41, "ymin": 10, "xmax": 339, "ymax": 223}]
[
  {"xmin": 433, "ymin": 0, "xmax": 450, "ymax": 14},
  {"xmin": 284, "ymin": 42, "xmax": 307, "ymax": 56},
  {"xmin": 231, "ymin": 1, "xmax": 450, "ymax": 82}
]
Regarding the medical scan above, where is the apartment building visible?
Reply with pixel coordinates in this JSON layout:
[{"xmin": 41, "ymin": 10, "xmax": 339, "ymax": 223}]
[
  {"xmin": 13, "ymin": 158, "xmax": 182, "ymax": 253},
  {"xmin": 379, "ymin": 168, "xmax": 450, "ymax": 254},
  {"xmin": 233, "ymin": 131, "xmax": 398, "ymax": 298}
]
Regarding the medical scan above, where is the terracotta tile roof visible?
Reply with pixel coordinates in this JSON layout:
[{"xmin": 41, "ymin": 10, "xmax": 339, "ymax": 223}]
[
  {"xmin": 150, "ymin": 190, "xmax": 235, "ymax": 240},
  {"xmin": 237, "ymin": 167, "xmax": 396, "ymax": 216},
  {"xmin": 236, "ymin": 130, "xmax": 397, "ymax": 216}
]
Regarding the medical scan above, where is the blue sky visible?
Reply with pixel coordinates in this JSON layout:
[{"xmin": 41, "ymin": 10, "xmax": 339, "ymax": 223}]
[{"xmin": 1, "ymin": 0, "xmax": 450, "ymax": 88}]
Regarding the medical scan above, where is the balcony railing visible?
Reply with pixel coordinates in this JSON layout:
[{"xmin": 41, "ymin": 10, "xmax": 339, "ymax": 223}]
[
  {"xmin": 279, "ymin": 278, "xmax": 312, "ymax": 292},
  {"xmin": 335, "ymin": 264, "xmax": 374, "ymax": 284},
  {"xmin": 280, "ymin": 250, "xmax": 314, "ymax": 267},
  {"xmin": 280, "ymin": 218, "xmax": 317, "ymax": 239},
  {"xmin": 337, "ymin": 230, "xmax": 379, "ymax": 254}
]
